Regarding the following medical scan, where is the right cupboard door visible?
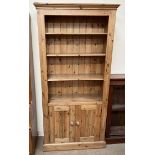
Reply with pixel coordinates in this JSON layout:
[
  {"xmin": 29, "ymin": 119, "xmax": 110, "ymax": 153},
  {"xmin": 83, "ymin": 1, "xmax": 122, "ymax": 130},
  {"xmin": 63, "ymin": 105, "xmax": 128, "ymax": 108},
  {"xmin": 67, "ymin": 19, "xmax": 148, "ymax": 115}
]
[{"xmin": 76, "ymin": 104, "xmax": 102, "ymax": 142}]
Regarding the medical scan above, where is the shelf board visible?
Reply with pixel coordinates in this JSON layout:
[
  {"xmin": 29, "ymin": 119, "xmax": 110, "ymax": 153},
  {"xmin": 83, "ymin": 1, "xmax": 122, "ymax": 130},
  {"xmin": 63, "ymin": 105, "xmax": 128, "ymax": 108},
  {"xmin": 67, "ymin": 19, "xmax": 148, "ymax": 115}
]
[
  {"xmin": 47, "ymin": 53, "xmax": 106, "ymax": 57},
  {"xmin": 110, "ymin": 126, "xmax": 125, "ymax": 136},
  {"xmin": 112, "ymin": 104, "xmax": 125, "ymax": 111},
  {"xmin": 48, "ymin": 74, "xmax": 104, "ymax": 81},
  {"xmin": 46, "ymin": 32, "xmax": 107, "ymax": 35},
  {"xmin": 48, "ymin": 94, "xmax": 102, "ymax": 105}
]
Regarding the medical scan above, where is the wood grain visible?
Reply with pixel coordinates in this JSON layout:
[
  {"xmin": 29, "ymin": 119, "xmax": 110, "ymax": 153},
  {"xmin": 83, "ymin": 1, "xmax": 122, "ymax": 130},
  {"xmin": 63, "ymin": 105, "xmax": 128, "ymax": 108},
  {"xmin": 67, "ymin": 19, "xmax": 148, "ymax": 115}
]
[
  {"xmin": 37, "ymin": 10, "xmax": 49, "ymax": 144},
  {"xmin": 43, "ymin": 141, "xmax": 106, "ymax": 151},
  {"xmin": 35, "ymin": 3, "xmax": 119, "ymax": 151}
]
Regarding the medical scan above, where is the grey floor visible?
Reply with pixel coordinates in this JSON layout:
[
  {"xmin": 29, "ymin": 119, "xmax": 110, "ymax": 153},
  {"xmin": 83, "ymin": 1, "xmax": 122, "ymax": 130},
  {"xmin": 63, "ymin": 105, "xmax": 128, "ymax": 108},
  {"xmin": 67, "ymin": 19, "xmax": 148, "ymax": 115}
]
[{"xmin": 35, "ymin": 137, "xmax": 125, "ymax": 155}]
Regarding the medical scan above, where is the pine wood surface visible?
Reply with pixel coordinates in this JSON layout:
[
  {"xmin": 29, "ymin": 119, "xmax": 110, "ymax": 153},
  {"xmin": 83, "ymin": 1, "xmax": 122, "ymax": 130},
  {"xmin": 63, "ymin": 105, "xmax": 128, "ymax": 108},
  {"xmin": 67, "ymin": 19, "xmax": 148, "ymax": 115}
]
[{"xmin": 35, "ymin": 3, "xmax": 119, "ymax": 151}]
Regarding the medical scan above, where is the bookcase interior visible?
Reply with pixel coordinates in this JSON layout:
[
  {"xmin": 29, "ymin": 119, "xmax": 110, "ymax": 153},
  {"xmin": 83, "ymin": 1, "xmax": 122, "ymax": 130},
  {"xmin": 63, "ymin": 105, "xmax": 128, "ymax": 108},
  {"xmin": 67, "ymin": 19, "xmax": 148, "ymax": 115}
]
[
  {"xmin": 46, "ymin": 35, "xmax": 107, "ymax": 55},
  {"xmin": 45, "ymin": 16, "xmax": 109, "ymax": 34},
  {"xmin": 45, "ymin": 15, "xmax": 107, "ymax": 104},
  {"xmin": 48, "ymin": 81, "xmax": 103, "ymax": 103}
]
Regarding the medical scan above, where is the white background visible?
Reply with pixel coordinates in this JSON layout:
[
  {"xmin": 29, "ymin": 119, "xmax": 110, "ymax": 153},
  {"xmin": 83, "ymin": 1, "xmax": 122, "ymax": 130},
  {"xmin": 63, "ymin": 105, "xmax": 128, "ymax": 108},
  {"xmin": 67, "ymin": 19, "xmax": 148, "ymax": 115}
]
[
  {"xmin": 29, "ymin": 0, "xmax": 125, "ymax": 136},
  {"xmin": 0, "ymin": 0, "xmax": 155, "ymax": 155}
]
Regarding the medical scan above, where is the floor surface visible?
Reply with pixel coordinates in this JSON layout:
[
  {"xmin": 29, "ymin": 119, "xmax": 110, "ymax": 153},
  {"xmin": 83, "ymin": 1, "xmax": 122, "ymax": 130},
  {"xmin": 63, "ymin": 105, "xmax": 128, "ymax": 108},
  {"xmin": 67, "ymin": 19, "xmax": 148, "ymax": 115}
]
[{"xmin": 35, "ymin": 137, "xmax": 125, "ymax": 155}]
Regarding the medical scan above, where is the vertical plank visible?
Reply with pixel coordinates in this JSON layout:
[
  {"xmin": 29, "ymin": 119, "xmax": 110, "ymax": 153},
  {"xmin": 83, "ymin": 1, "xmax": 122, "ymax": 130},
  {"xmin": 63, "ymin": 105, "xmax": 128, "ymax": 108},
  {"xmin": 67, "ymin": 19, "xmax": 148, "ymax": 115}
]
[
  {"xmin": 73, "ymin": 81, "xmax": 78, "ymax": 95},
  {"xmin": 83, "ymin": 81, "xmax": 89, "ymax": 95},
  {"xmin": 85, "ymin": 36, "xmax": 92, "ymax": 54},
  {"xmin": 78, "ymin": 81, "xmax": 84, "ymax": 95},
  {"xmin": 85, "ymin": 110, "xmax": 89, "ymax": 137},
  {"xmin": 79, "ymin": 36, "xmax": 86, "ymax": 54},
  {"xmin": 95, "ymin": 37, "xmax": 101, "ymax": 54},
  {"xmin": 90, "ymin": 57, "xmax": 97, "ymax": 74},
  {"xmin": 49, "ymin": 107, "xmax": 55, "ymax": 143},
  {"xmin": 61, "ymin": 51, "xmax": 67, "ymax": 76},
  {"xmin": 51, "ymin": 81, "xmax": 56, "ymax": 96},
  {"xmin": 91, "ymin": 36, "xmax": 95, "ymax": 54},
  {"xmin": 79, "ymin": 16, "xmax": 86, "ymax": 33},
  {"xmin": 60, "ymin": 16, "xmax": 67, "ymax": 33},
  {"xmin": 86, "ymin": 17, "xmax": 92, "ymax": 33},
  {"xmin": 55, "ymin": 81, "xmax": 62, "ymax": 96},
  {"xmin": 96, "ymin": 57, "xmax": 103, "ymax": 75},
  {"xmin": 98, "ymin": 17, "xmax": 104, "ymax": 33},
  {"xmin": 88, "ymin": 110, "xmax": 93, "ymax": 136},
  {"xmin": 100, "ymin": 11, "xmax": 117, "ymax": 140},
  {"xmin": 61, "ymin": 81, "xmax": 68, "ymax": 96},
  {"xmin": 72, "ymin": 58, "xmax": 78, "ymax": 96},
  {"xmin": 68, "ymin": 81, "xmax": 73, "ymax": 96},
  {"xmin": 69, "ymin": 106, "xmax": 75, "ymax": 142},
  {"xmin": 74, "ymin": 17, "xmax": 79, "ymax": 33},
  {"xmin": 84, "ymin": 57, "xmax": 91, "ymax": 75},
  {"xmin": 78, "ymin": 57, "xmax": 84, "ymax": 96},
  {"xmin": 94, "ymin": 105, "xmax": 102, "ymax": 141},
  {"xmin": 48, "ymin": 17, "xmax": 54, "ymax": 33},
  {"xmin": 49, "ymin": 38, "xmax": 55, "ymax": 54},
  {"xmin": 47, "ymin": 58, "xmax": 55, "ymax": 75},
  {"xmin": 55, "ymin": 37, "xmax": 60, "ymax": 54},
  {"xmin": 37, "ymin": 11, "xmax": 49, "ymax": 144},
  {"xmin": 67, "ymin": 36, "xmax": 73, "ymax": 53},
  {"xmin": 73, "ymin": 57, "xmax": 78, "ymax": 75},
  {"xmin": 78, "ymin": 57, "xmax": 85, "ymax": 74},
  {"xmin": 61, "ymin": 36, "xmax": 67, "ymax": 54},
  {"xmin": 46, "ymin": 38, "xmax": 49, "ymax": 53},
  {"xmin": 66, "ymin": 57, "xmax": 73, "ymax": 75},
  {"xmin": 92, "ymin": 17, "xmax": 98, "ymax": 33},
  {"xmin": 59, "ymin": 112, "xmax": 64, "ymax": 138},
  {"xmin": 91, "ymin": 110, "xmax": 96, "ymax": 136},
  {"xmin": 54, "ymin": 111, "xmax": 60, "ymax": 138},
  {"xmin": 89, "ymin": 80, "xmax": 94, "ymax": 95},
  {"xmin": 74, "ymin": 36, "xmax": 79, "ymax": 54},
  {"xmin": 55, "ymin": 58, "xmax": 61, "ymax": 75},
  {"xmin": 64, "ymin": 110, "xmax": 69, "ymax": 138},
  {"xmin": 54, "ymin": 16, "xmax": 60, "ymax": 33},
  {"xmin": 67, "ymin": 17, "xmax": 73, "ymax": 33},
  {"xmin": 75, "ymin": 105, "xmax": 81, "ymax": 142},
  {"xmin": 80, "ymin": 109, "xmax": 86, "ymax": 137}
]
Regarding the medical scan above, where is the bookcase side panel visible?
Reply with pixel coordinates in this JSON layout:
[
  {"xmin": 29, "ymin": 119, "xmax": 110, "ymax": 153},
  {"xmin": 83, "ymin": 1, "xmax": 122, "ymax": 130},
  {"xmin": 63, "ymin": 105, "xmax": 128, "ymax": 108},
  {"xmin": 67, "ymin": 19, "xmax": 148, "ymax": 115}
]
[
  {"xmin": 37, "ymin": 10, "xmax": 50, "ymax": 144},
  {"xmin": 100, "ymin": 10, "xmax": 117, "ymax": 140}
]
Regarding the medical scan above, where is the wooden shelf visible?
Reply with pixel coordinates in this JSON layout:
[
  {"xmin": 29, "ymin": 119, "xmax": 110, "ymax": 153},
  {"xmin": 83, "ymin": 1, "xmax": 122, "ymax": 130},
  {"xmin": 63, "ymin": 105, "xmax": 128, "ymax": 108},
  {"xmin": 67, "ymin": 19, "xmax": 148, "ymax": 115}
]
[
  {"xmin": 47, "ymin": 53, "xmax": 106, "ymax": 57},
  {"xmin": 46, "ymin": 32, "xmax": 107, "ymax": 35},
  {"xmin": 110, "ymin": 126, "xmax": 125, "ymax": 136},
  {"xmin": 112, "ymin": 104, "xmax": 125, "ymax": 111},
  {"xmin": 48, "ymin": 94, "xmax": 102, "ymax": 105},
  {"xmin": 48, "ymin": 74, "xmax": 104, "ymax": 81}
]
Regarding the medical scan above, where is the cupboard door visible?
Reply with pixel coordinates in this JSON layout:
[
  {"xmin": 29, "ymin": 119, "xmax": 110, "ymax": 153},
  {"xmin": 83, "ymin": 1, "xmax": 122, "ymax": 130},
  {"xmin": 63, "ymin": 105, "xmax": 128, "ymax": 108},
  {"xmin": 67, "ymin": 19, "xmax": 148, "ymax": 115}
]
[
  {"xmin": 75, "ymin": 104, "xmax": 102, "ymax": 142},
  {"xmin": 49, "ymin": 106, "xmax": 70, "ymax": 143}
]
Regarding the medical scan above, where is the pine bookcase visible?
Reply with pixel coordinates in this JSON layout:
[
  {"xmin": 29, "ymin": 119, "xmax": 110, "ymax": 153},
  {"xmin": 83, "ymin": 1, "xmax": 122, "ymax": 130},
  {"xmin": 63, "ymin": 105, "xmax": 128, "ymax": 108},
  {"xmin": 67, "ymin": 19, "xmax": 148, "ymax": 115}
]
[{"xmin": 34, "ymin": 3, "xmax": 119, "ymax": 151}]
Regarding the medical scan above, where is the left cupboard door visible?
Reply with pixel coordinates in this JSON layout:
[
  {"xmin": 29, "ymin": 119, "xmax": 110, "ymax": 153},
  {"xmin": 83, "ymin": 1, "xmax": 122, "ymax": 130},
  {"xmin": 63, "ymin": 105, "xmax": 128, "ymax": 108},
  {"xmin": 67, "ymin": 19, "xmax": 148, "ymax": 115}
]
[{"xmin": 49, "ymin": 106, "xmax": 71, "ymax": 143}]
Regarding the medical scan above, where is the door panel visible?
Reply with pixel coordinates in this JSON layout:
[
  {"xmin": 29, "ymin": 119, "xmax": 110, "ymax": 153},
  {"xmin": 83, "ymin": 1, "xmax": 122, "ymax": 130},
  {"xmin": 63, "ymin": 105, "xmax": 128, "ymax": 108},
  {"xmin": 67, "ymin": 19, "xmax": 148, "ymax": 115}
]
[
  {"xmin": 94, "ymin": 105, "xmax": 102, "ymax": 141},
  {"xmin": 49, "ymin": 104, "xmax": 103, "ymax": 143},
  {"xmin": 78, "ymin": 104, "xmax": 102, "ymax": 142},
  {"xmin": 49, "ymin": 106, "xmax": 70, "ymax": 143}
]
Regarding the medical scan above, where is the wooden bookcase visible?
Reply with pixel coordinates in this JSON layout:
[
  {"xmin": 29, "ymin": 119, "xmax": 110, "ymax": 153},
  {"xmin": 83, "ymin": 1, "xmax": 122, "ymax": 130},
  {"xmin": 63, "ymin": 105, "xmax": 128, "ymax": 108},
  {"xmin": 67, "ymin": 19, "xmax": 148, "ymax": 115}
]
[
  {"xmin": 106, "ymin": 74, "xmax": 125, "ymax": 144},
  {"xmin": 34, "ymin": 3, "xmax": 119, "ymax": 151}
]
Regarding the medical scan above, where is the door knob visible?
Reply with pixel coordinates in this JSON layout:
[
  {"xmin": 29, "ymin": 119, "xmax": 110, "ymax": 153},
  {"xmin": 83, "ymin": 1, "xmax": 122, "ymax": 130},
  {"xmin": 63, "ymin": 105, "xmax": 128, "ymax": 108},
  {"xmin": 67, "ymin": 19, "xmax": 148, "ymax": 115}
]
[
  {"xmin": 70, "ymin": 121, "xmax": 74, "ymax": 126},
  {"xmin": 76, "ymin": 121, "xmax": 80, "ymax": 126}
]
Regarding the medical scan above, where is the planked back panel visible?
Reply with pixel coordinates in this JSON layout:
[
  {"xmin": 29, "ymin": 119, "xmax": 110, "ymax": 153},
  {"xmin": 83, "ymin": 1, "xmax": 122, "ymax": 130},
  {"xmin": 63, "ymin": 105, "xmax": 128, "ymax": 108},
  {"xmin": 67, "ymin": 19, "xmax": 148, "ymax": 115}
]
[
  {"xmin": 46, "ymin": 35, "xmax": 107, "ymax": 54},
  {"xmin": 45, "ymin": 16, "xmax": 108, "ymax": 34},
  {"xmin": 48, "ymin": 81, "xmax": 103, "ymax": 97},
  {"xmin": 47, "ymin": 57, "xmax": 104, "ymax": 75}
]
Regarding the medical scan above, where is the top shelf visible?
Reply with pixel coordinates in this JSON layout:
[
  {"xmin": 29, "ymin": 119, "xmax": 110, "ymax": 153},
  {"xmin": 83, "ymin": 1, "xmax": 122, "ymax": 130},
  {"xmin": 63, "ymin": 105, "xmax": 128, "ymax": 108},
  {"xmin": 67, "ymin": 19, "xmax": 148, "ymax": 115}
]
[{"xmin": 45, "ymin": 32, "xmax": 108, "ymax": 35}]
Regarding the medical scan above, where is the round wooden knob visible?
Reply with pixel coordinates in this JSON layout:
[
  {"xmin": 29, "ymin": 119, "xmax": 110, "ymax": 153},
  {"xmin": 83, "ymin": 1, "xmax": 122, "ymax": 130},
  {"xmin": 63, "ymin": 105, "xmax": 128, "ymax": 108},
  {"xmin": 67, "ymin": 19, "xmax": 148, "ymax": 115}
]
[
  {"xmin": 76, "ymin": 121, "xmax": 80, "ymax": 126},
  {"xmin": 70, "ymin": 121, "xmax": 74, "ymax": 126}
]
